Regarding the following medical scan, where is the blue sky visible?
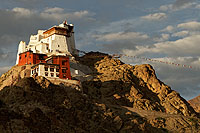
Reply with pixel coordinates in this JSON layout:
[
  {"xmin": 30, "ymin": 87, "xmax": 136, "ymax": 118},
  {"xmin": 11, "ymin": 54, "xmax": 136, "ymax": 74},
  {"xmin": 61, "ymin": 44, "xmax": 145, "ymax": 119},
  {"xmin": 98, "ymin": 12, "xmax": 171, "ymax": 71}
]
[{"xmin": 0, "ymin": 0, "xmax": 200, "ymax": 100}]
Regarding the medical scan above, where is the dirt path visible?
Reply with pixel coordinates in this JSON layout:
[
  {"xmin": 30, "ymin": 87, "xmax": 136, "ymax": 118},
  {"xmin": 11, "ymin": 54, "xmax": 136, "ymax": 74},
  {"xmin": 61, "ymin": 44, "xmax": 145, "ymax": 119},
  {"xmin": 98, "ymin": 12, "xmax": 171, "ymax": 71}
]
[
  {"xmin": 107, "ymin": 104, "xmax": 190, "ymax": 119},
  {"xmin": 106, "ymin": 105, "xmax": 200, "ymax": 132},
  {"xmin": 123, "ymin": 106, "xmax": 188, "ymax": 119}
]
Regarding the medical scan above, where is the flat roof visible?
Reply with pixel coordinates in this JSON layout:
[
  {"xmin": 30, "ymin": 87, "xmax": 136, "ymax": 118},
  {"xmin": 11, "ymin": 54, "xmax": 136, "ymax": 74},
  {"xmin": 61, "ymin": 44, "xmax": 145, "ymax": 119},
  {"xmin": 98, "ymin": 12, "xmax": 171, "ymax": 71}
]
[
  {"xmin": 19, "ymin": 51, "xmax": 47, "ymax": 56},
  {"xmin": 31, "ymin": 63, "xmax": 59, "ymax": 69},
  {"xmin": 43, "ymin": 26, "xmax": 67, "ymax": 34}
]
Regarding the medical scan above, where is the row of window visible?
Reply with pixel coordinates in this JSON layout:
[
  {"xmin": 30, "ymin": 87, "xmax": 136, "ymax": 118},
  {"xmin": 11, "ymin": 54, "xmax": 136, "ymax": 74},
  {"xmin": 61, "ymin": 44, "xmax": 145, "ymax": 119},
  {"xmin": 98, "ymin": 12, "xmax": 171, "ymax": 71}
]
[
  {"xmin": 33, "ymin": 66, "xmax": 68, "ymax": 73},
  {"xmin": 32, "ymin": 69, "xmax": 67, "ymax": 78},
  {"xmin": 45, "ymin": 72, "xmax": 59, "ymax": 77},
  {"xmin": 46, "ymin": 59, "xmax": 68, "ymax": 64},
  {"xmin": 44, "ymin": 72, "xmax": 67, "ymax": 78},
  {"xmin": 20, "ymin": 54, "xmax": 68, "ymax": 66},
  {"xmin": 44, "ymin": 66, "xmax": 68, "ymax": 73},
  {"xmin": 19, "ymin": 54, "xmax": 46, "ymax": 60},
  {"xmin": 19, "ymin": 55, "xmax": 31, "ymax": 59},
  {"xmin": 44, "ymin": 67, "xmax": 59, "ymax": 72}
]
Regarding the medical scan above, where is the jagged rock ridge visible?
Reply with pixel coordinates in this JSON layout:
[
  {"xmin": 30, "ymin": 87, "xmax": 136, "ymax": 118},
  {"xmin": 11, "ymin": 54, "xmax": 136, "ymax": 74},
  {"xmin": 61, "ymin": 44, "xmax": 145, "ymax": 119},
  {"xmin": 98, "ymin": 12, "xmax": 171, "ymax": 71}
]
[{"xmin": 80, "ymin": 53, "xmax": 197, "ymax": 117}]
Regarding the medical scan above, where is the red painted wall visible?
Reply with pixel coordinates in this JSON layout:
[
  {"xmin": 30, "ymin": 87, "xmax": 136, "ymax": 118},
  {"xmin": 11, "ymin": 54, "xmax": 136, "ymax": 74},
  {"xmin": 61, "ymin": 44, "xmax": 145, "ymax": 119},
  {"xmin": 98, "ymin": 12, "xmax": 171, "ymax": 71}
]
[
  {"xmin": 52, "ymin": 56, "xmax": 71, "ymax": 79},
  {"xmin": 18, "ymin": 51, "xmax": 34, "ymax": 66},
  {"xmin": 18, "ymin": 51, "xmax": 71, "ymax": 79},
  {"xmin": 18, "ymin": 51, "xmax": 47, "ymax": 66}
]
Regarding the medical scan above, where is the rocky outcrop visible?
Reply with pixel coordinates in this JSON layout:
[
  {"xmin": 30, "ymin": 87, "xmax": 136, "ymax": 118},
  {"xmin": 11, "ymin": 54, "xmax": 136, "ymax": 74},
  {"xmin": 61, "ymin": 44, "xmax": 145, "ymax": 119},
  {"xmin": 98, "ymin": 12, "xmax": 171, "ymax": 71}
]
[
  {"xmin": 188, "ymin": 95, "xmax": 200, "ymax": 113},
  {"xmin": 0, "ymin": 65, "xmax": 32, "ymax": 90},
  {"xmin": 80, "ymin": 53, "xmax": 197, "ymax": 117}
]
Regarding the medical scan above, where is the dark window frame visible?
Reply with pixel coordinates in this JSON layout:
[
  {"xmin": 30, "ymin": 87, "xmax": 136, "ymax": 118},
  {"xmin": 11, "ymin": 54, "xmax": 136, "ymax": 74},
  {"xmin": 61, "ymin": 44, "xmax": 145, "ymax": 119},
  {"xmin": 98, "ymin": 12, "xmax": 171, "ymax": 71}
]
[
  {"xmin": 45, "ymin": 66, "xmax": 48, "ymax": 71},
  {"xmin": 62, "ymin": 69, "xmax": 67, "ymax": 73},
  {"xmin": 45, "ymin": 72, "xmax": 48, "ymax": 76},
  {"xmin": 50, "ymin": 68, "xmax": 54, "ymax": 72},
  {"xmin": 51, "ymin": 73, "xmax": 54, "ymax": 77}
]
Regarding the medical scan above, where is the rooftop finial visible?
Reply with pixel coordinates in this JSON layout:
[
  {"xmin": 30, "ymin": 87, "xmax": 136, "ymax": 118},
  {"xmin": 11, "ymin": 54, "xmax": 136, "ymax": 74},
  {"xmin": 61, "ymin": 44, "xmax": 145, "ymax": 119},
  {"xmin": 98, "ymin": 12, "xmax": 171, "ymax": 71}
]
[{"xmin": 64, "ymin": 20, "xmax": 68, "ymax": 25}]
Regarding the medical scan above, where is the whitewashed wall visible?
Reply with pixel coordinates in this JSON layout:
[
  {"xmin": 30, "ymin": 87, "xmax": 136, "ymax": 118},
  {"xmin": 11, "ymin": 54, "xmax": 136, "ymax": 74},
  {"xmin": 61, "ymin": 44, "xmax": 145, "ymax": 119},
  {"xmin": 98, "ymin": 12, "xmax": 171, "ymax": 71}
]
[{"xmin": 49, "ymin": 34, "xmax": 68, "ymax": 53}]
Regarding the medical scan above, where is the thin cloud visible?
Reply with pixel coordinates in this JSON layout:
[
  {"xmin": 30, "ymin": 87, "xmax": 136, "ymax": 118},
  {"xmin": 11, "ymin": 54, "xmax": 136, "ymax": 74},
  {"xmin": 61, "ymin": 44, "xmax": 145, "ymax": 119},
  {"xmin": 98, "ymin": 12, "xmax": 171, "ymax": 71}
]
[
  {"xmin": 40, "ymin": 8, "xmax": 95, "ymax": 22},
  {"xmin": 4, "ymin": 7, "xmax": 96, "ymax": 22},
  {"xmin": 173, "ymin": 0, "xmax": 195, "ymax": 9},
  {"xmin": 153, "ymin": 34, "xmax": 170, "ymax": 42},
  {"xmin": 141, "ymin": 13, "xmax": 167, "ymax": 21},
  {"xmin": 122, "ymin": 34, "xmax": 200, "ymax": 57},
  {"xmin": 159, "ymin": 4, "xmax": 173, "ymax": 12},
  {"xmin": 12, "ymin": 7, "xmax": 37, "ymax": 17},
  {"xmin": 195, "ymin": 4, "xmax": 200, "ymax": 9},
  {"xmin": 43, "ymin": 7, "xmax": 64, "ymax": 14},
  {"xmin": 172, "ymin": 31, "xmax": 189, "ymax": 37},
  {"xmin": 161, "ymin": 25, "xmax": 175, "ymax": 33},
  {"xmin": 177, "ymin": 21, "xmax": 200, "ymax": 31},
  {"xmin": 159, "ymin": 0, "xmax": 195, "ymax": 12},
  {"xmin": 93, "ymin": 32, "xmax": 149, "ymax": 42}
]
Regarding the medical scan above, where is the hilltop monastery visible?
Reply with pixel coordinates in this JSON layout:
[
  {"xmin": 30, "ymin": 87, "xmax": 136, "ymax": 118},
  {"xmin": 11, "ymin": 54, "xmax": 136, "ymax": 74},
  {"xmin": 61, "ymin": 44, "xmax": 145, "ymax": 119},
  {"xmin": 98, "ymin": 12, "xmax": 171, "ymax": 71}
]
[{"xmin": 16, "ymin": 21, "xmax": 79, "ymax": 80}]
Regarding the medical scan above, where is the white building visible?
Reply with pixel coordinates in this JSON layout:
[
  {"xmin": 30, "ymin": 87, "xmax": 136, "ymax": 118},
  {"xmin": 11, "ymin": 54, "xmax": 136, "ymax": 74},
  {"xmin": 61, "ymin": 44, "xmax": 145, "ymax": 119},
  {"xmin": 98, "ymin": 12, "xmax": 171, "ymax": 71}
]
[
  {"xmin": 31, "ymin": 63, "xmax": 60, "ymax": 78},
  {"xmin": 16, "ymin": 21, "xmax": 78, "ymax": 65}
]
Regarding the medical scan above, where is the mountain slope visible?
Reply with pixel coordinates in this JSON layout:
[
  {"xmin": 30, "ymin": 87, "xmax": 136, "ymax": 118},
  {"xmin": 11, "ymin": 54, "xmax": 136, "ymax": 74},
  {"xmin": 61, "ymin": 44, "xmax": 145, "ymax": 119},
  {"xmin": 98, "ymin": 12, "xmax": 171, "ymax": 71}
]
[
  {"xmin": 0, "ymin": 77, "xmax": 166, "ymax": 132},
  {"xmin": 79, "ymin": 52, "xmax": 197, "ymax": 117},
  {"xmin": 0, "ymin": 77, "xmax": 199, "ymax": 132},
  {"xmin": 0, "ymin": 52, "xmax": 199, "ymax": 132},
  {"xmin": 188, "ymin": 95, "xmax": 200, "ymax": 113}
]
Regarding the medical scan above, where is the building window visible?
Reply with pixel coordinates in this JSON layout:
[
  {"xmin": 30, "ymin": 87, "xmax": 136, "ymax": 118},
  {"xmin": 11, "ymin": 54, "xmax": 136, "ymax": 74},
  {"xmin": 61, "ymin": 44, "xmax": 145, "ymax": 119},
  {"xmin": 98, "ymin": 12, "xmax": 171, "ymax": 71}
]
[
  {"xmin": 45, "ymin": 72, "xmax": 48, "ymax": 76},
  {"xmin": 25, "ymin": 54, "xmax": 27, "ymax": 58},
  {"xmin": 51, "ymin": 73, "xmax": 54, "ymax": 77},
  {"xmin": 45, "ymin": 66, "xmax": 48, "ymax": 71},
  {"xmin": 50, "ymin": 68, "xmax": 54, "ymax": 72},
  {"xmin": 62, "ymin": 69, "xmax": 66, "ymax": 73},
  {"xmin": 56, "ymin": 74, "xmax": 59, "ymax": 77},
  {"xmin": 19, "ymin": 56, "xmax": 21, "ymax": 60},
  {"xmin": 62, "ymin": 61, "xmax": 66, "ymax": 65},
  {"xmin": 39, "ymin": 55, "xmax": 44, "ymax": 60},
  {"xmin": 56, "ymin": 69, "xmax": 59, "ymax": 72},
  {"xmin": 63, "ymin": 74, "xmax": 66, "ymax": 78}
]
